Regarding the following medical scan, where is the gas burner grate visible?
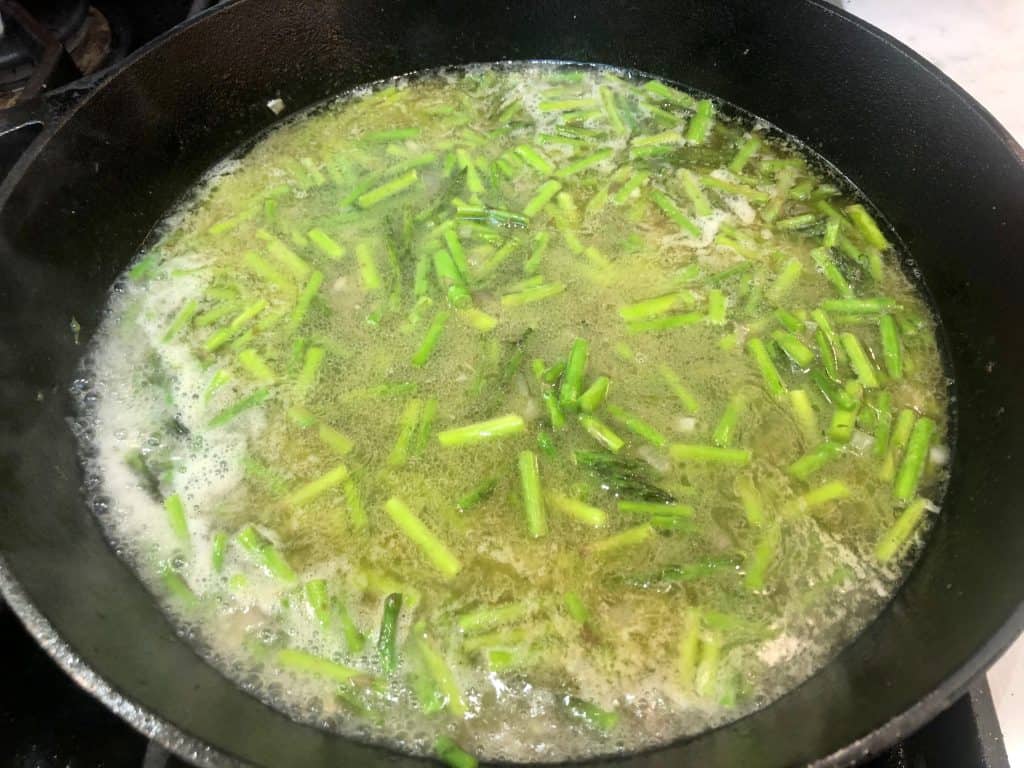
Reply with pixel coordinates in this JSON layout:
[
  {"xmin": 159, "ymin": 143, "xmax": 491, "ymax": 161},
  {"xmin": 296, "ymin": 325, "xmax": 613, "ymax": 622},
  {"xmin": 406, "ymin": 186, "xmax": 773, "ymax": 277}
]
[{"xmin": 0, "ymin": 0, "xmax": 215, "ymax": 109}]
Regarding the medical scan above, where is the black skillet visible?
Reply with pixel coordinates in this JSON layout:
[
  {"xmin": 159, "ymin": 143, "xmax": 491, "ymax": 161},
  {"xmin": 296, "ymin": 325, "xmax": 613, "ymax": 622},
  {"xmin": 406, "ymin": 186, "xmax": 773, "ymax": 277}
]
[{"xmin": 1, "ymin": 0, "xmax": 1023, "ymax": 765}]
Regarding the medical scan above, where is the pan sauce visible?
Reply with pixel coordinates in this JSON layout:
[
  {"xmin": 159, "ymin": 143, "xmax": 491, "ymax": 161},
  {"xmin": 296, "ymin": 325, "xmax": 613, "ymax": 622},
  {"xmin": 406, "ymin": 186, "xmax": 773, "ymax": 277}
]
[{"xmin": 78, "ymin": 64, "xmax": 949, "ymax": 762}]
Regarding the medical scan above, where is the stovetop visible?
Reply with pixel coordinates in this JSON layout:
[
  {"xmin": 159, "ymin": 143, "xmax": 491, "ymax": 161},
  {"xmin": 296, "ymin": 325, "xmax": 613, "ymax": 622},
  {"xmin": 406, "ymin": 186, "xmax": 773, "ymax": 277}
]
[
  {"xmin": 0, "ymin": 602, "xmax": 1008, "ymax": 768},
  {"xmin": 0, "ymin": 2, "xmax": 1014, "ymax": 767}
]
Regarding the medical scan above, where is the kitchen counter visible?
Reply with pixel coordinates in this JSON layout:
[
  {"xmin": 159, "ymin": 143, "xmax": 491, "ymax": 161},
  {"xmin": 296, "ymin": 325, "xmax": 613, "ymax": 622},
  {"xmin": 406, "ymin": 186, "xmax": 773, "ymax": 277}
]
[{"xmin": 845, "ymin": 1, "xmax": 1024, "ymax": 764}]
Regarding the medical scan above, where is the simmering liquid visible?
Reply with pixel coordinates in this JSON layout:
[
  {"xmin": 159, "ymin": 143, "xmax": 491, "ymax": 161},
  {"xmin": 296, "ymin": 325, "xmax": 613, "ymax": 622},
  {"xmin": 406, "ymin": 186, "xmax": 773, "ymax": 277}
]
[{"xmin": 77, "ymin": 64, "xmax": 949, "ymax": 763}]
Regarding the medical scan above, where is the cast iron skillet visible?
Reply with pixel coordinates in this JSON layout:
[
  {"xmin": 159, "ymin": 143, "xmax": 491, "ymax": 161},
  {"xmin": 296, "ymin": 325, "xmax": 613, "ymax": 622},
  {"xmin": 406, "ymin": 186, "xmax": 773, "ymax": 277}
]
[{"xmin": 1, "ymin": 0, "xmax": 1023, "ymax": 765}]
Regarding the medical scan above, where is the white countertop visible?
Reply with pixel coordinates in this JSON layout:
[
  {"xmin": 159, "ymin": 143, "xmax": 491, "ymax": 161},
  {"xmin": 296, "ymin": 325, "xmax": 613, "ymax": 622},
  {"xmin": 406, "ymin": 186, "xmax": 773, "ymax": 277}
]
[{"xmin": 844, "ymin": 1, "xmax": 1024, "ymax": 764}]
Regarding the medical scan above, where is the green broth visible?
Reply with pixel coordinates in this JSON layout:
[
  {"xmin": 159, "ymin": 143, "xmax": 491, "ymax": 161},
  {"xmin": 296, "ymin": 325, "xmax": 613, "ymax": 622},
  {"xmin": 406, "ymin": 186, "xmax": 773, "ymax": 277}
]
[{"xmin": 81, "ymin": 63, "xmax": 949, "ymax": 762}]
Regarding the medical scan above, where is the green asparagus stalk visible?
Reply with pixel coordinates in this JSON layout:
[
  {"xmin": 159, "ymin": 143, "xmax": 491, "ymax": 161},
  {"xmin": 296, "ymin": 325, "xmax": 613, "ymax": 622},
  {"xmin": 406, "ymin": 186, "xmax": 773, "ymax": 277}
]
[
  {"xmin": 618, "ymin": 500, "xmax": 694, "ymax": 518},
  {"xmin": 276, "ymin": 648, "xmax": 364, "ymax": 684},
  {"xmin": 432, "ymin": 249, "xmax": 471, "ymax": 308},
  {"xmin": 788, "ymin": 442, "xmax": 842, "ymax": 480},
  {"xmin": 821, "ymin": 297, "xmax": 897, "ymax": 314},
  {"xmin": 771, "ymin": 330, "xmax": 815, "ymax": 368},
  {"xmin": 878, "ymin": 315, "xmax": 903, "ymax": 379},
  {"xmin": 356, "ymin": 169, "xmax": 419, "ymax": 208},
  {"xmin": 559, "ymin": 338, "xmax": 589, "ymax": 409},
  {"xmin": 377, "ymin": 592, "xmax": 403, "ymax": 676},
  {"xmin": 162, "ymin": 299, "xmax": 199, "ymax": 342},
  {"xmin": 588, "ymin": 524, "xmax": 655, "ymax": 554},
  {"xmin": 729, "ymin": 136, "xmax": 762, "ymax": 174},
  {"xmin": 670, "ymin": 443, "xmax": 752, "ymax": 465},
  {"xmin": 556, "ymin": 148, "xmax": 614, "ymax": 179},
  {"xmin": 343, "ymin": 474, "xmax": 368, "ymax": 531},
  {"xmin": 747, "ymin": 338, "xmax": 786, "ymax": 397},
  {"xmin": 809, "ymin": 369, "xmax": 857, "ymax": 410},
  {"xmin": 457, "ymin": 478, "xmax": 498, "ymax": 511},
  {"xmin": 384, "ymin": 497, "xmax": 462, "ymax": 579},
  {"xmin": 160, "ymin": 566, "xmax": 198, "ymax": 607},
  {"xmin": 237, "ymin": 348, "xmax": 275, "ymax": 382},
  {"xmin": 815, "ymin": 328, "xmax": 840, "ymax": 380},
  {"xmin": 287, "ymin": 270, "xmax": 324, "ymax": 332},
  {"xmin": 643, "ymin": 79, "xmax": 698, "ymax": 108},
  {"xmin": 695, "ymin": 636, "xmax": 721, "ymax": 699},
  {"xmin": 208, "ymin": 387, "xmax": 271, "ymax": 428},
  {"xmin": 744, "ymin": 522, "xmax": 780, "ymax": 590},
  {"xmin": 548, "ymin": 491, "xmax": 608, "ymax": 527},
  {"xmin": 810, "ymin": 247, "xmax": 853, "ymax": 298},
  {"xmin": 515, "ymin": 145, "xmax": 555, "ymax": 175},
  {"xmin": 785, "ymin": 480, "xmax": 851, "ymax": 515},
  {"xmin": 435, "ymin": 736, "xmax": 478, "ymax": 768},
  {"xmin": 678, "ymin": 168, "xmax": 712, "ymax": 216},
  {"xmin": 518, "ymin": 450, "xmax": 547, "ymax": 538},
  {"xmin": 614, "ymin": 171, "xmax": 649, "ymax": 204},
  {"xmin": 707, "ymin": 288, "xmax": 727, "ymax": 325},
  {"xmin": 564, "ymin": 592, "xmax": 590, "ymax": 623},
  {"xmin": 411, "ymin": 311, "xmax": 450, "ymax": 367},
  {"xmin": 256, "ymin": 229, "xmax": 312, "ymax": 279},
  {"xmin": 443, "ymin": 229, "xmax": 470, "ymax": 280},
  {"xmin": 839, "ymin": 332, "xmax": 880, "ymax": 389},
  {"xmin": 564, "ymin": 696, "xmax": 620, "ymax": 731},
  {"xmin": 893, "ymin": 417, "xmax": 936, "ymax": 502},
  {"xmin": 354, "ymin": 242, "xmax": 383, "ymax": 293},
  {"xmin": 211, "ymin": 531, "xmax": 227, "ymax": 572},
  {"xmin": 523, "ymin": 179, "xmax": 563, "ymax": 217},
  {"xmin": 319, "ymin": 423, "xmax": 355, "ymax": 455},
  {"xmin": 501, "ymin": 282, "xmax": 567, "ymax": 307},
  {"xmin": 651, "ymin": 189, "xmax": 701, "ymax": 237},
  {"xmin": 307, "ymin": 228, "xmax": 345, "ymax": 259},
  {"xmin": 296, "ymin": 345, "xmax": 325, "ymax": 392},
  {"xmin": 880, "ymin": 408, "xmax": 917, "ymax": 481},
  {"xmin": 658, "ymin": 365, "xmax": 699, "ymax": 412},
  {"xmin": 237, "ymin": 525, "xmax": 297, "ymax": 583},
  {"xmin": 872, "ymin": 392, "xmax": 893, "ymax": 459},
  {"xmin": 337, "ymin": 602, "xmax": 367, "ymax": 653},
  {"xmin": 711, "ymin": 393, "xmax": 746, "ymax": 447},
  {"xmin": 163, "ymin": 493, "xmax": 190, "ymax": 548},
  {"xmin": 415, "ymin": 633, "xmax": 467, "ymax": 716},
  {"xmin": 457, "ymin": 602, "xmax": 532, "ymax": 634},
  {"xmin": 702, "ymin": 175, "xmax": 770, "ymax": 202},
  {"xmin": 678, "ymin": 609, "xmax": 702, "ymax": 689},
  {"xmin": 462, "ymin": 627, "xmax": 530, "ymax": 653},
  {"xmin": 828, "ymin": 399, "xmax": 860, "ymax": 443},
  {"xmin": 734, "ymin": 475, "xmax": 766, "ymax": 527},
  {"xmin": 604, "ymin": 403, "xmax": 666, "ymax": 447},
  {"xmin": 788, "ymin": 389, "xmax": 820, "ymax": 443},
  {"xmin": 845, "ymin": 203, "xmax": 889, "ymax": 249},
  {"xmin": 685, "ymin": 99, "xmax": 714, "ymax": 143},
  {"xmin": 284, "ymin": 464, "xmax": 350, "ymax": 506},
  {"xmin": 766, "ymin": 258, "xmax": 803, "ymax": 303},
  {"xmin": 876, "ymin": 497, "xmax": 932, "ymax": 562},
  {"xmin": 304, "ymin": 579, "xmax": 332, "ymax": 628},
  {"xmin": 578, "ymin": 376, "xmax": 611, "ymax": 413},
  {"xmin": 542, "ymin": 390, "xmax": 566, "ymax": 430},
  {"xmin": 627, "ymin": 312, "xmax": 703, "ymax": 333},
  {"xmin": 579, "ymin": 413, "xmax": 626, "ymax": 453},
  {"xmin": 437, "ymin": 414, "xmax": 526, "ymax": 446},
  {"xmin": 618, "ymin": 293, "xmax": 685, "ymax": 321},
  {"xmin": 774, "ymin": 308, "xmax": 803, "ymax": 333}
]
